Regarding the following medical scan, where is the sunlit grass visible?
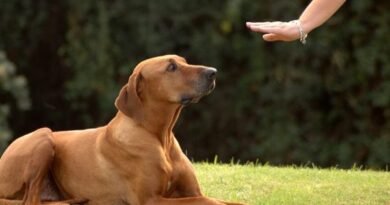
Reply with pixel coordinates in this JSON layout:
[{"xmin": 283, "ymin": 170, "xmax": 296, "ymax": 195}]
[{"xmin": 194, "ymin": 163, "xmax": 390, "ymax": 205}]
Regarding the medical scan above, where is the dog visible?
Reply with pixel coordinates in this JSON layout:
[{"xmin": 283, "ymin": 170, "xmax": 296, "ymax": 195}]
[{"xmin": 0, "ymin": 55, "xmax": 244, "ymax": 205}]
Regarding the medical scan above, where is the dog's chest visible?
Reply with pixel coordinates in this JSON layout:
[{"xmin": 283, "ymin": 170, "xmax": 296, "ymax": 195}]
[
  {"xmin": 159, "ymin": 155, "xmax": 175, "ymax": 191},
  {"xmin": 160, "ymin": 155, "xmax": 185, "ymax": 196},
  {"xmin": 100, "ymin": 141, "xmax": 179, "ymax": 201}
]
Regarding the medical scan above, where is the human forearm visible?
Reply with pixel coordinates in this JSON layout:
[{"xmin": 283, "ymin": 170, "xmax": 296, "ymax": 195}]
[
  {"xmin": 246, "ymin": 0, "xmax": 346, "ymax": 43},
  {"xmin": 299, "ymin": 0, "xmax": 346, "ymax": 34}
]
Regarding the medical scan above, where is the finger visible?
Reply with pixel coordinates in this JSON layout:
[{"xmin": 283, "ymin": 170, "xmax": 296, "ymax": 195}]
[
  {"xmin": 246, "ymin": 22, "xmax": 269, "ymax": 26},
  {"xmin": 248, "ymin": 25, "xmax": 281, "ymax": 34},
  {"xmin": 262, "ymin": 33, "xmax": 281, "ymax": 42},
  {"xmin": 246, "ymin": 21, "xmax": 284, "ymax": 27},
  {"xmin": 246, "ymin": 22, "xmax": 285, "ymax": 33}
]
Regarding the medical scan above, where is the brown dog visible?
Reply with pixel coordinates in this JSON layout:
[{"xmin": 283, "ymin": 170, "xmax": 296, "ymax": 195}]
[{"xmin": 0, "ymin": 55, "xmax": 244, "ymax": 205}]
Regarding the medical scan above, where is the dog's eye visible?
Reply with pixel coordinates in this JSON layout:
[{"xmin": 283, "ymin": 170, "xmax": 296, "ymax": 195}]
[{"xmin": 166, "ymin": 62, "xmax": 177, "ymax": 72}]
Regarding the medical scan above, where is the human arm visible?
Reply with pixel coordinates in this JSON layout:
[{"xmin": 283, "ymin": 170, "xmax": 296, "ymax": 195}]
[{"xmin": 246, "ymin": 0, "xmax": 346, "ymax": 43}]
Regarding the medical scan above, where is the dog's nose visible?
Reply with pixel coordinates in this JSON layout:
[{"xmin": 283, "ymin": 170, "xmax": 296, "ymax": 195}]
[{"xmin": 204, "ymin": 67, "xmax": 217, "ymax": 80}]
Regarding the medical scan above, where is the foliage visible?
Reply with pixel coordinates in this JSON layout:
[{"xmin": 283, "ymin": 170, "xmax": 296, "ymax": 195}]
[
  {"xmin": 0, "ymin": 0, "xmax": 389, "ymax": 168},
  {"xmin": 195, "ymin": 163, "xmax": 390, "ymax": 205},
  {"xmin": 0, "ymin": 51, "xmax": 30, "ymax": 152}
]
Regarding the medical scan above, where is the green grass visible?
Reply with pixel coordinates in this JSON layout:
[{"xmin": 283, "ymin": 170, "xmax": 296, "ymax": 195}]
[{"xmin": 194, "ymin": 163, "xmax": 390, "ymax": 205}]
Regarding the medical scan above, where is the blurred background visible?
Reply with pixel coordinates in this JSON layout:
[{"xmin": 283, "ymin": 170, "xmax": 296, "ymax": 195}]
[{"xmin": 0, "ymin": 0, "xmax": 389, "ymax": 169}]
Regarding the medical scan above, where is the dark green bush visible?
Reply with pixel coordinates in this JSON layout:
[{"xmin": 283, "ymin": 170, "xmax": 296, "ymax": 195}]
[
  {"xmin": 0, "ymin": 0, "xmax": 389, "ymax": 168},
  {"xmin": 0, "ymin": 51, "xmax": 30, "ymax": 151}
]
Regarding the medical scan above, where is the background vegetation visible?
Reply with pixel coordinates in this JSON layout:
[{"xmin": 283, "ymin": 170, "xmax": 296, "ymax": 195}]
[{"xmin": 0, "ymin": 0, "xmax": 389, "ymax": 169}]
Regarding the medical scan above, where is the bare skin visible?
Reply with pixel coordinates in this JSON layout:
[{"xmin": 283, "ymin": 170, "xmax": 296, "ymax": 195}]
[{"xmin": 246, "ymin": 0, "xmax": 346, "ymax": 42}]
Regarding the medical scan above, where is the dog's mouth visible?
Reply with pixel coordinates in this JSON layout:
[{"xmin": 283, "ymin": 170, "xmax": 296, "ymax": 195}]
[
  {"xmin": 180, "ymin": 96, "xmax": 201, "ymax": 106},
  {"xmin": 207, "ymin": 81, "xmax": 216, "ymax": 94},
  {"xmin": 180, "ymin": 82, "xmax": 215, "ymax": 106},
  {"xmin": 180, "ymin": 78, "xmax": 216, "ymax": 106}
]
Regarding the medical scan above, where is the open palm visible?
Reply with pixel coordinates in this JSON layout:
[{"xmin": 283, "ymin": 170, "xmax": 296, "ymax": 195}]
[{"xmin": 246, "ymin": 21, "xmax": 301, "ymax": 42}]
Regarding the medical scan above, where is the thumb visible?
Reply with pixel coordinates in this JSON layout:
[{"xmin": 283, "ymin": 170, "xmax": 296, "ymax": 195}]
[{"xmin": 262, "ymin": 33, "xmax": 280, "ymax": 42}]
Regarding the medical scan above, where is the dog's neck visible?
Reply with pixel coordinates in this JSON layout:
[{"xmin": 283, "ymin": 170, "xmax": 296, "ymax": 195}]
[
  {"xmin": 141, "ymin": 100, "xmax": 182, "ymax": 148},
  {"xmin": 112, "ymin": 100, "xmax": 182, "ymax": 149}
]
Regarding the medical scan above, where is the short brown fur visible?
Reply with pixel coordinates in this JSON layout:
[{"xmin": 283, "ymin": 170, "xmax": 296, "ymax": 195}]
[{"xmin": 0, "ymin": 55, "xmax": 244, "ymax": 205}]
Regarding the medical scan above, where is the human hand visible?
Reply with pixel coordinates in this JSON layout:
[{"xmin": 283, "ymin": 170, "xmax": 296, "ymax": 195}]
[{"xmin": 246, "ymin": 21, "xmax": 303, "ymax": 42}]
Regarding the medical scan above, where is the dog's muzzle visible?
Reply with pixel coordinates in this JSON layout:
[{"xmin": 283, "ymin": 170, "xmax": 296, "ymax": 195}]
[
  {"xmin": 205, "ymin": 67, "xmax": 217, "ymax": 81},
  {"xmin": 202, "ymin": 67, "xmax": 217, "ymax": 94},
  {"xmin": 180, "ymin": 67, "xmax": 217, "ymax": 106}
]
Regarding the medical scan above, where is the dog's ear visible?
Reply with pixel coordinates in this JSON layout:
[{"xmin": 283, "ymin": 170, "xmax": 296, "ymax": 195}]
[{"xmin": 115, "ymin": 73, "xmax": 144, "ymax": 123}]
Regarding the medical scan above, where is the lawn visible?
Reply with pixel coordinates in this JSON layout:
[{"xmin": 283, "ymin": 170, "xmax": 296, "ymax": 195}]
[{"xmin": 194, "ymin": 163, "xmax": 390, "ymax": 205}]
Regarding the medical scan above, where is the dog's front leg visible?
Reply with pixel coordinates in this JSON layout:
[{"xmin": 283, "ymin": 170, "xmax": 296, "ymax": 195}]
[
  {"xmin": 167, "ymin": 155, "xmax": 245, "ymax": 205},
  {"xmin": 146, "ymin": 196, "xmax": 226, "ymax": 205}
]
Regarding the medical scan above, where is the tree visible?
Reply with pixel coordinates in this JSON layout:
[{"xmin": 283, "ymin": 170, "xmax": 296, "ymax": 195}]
[{"xmin": 0, "ymin": 51, "xmax": 30, "ymax": 153}]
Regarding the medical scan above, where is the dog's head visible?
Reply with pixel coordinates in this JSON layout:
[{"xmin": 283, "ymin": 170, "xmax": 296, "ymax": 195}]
[{"xmin": 115, "ymin": 55, "xmax": 216, "ymax": 120}]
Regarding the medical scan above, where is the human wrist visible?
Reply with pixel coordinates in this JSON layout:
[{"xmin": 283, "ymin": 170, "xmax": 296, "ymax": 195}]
[
  {"xmin": 298, "ymin": 18, "xmax": 314, "ymax": 34},
  {"xmin": 290, "ymin": 20, "xmax": 308, "ymax": 44}
]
